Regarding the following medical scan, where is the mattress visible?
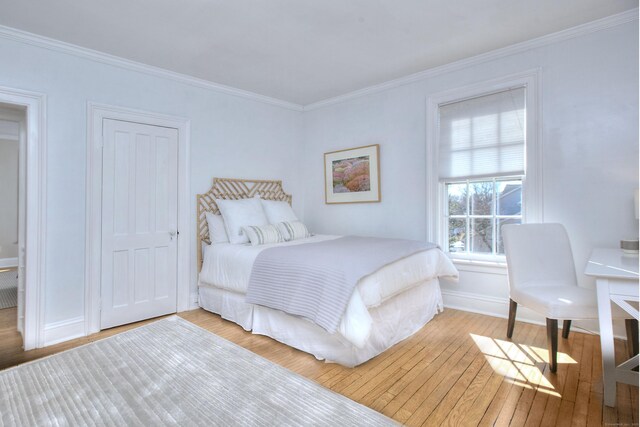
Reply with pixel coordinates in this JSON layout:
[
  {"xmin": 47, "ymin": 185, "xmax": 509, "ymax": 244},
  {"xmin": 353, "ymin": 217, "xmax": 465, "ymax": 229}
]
[
  {"xmin": 200, "ymin": 235, "xmax": 457, "ymax": 305},
  {"xmin": 199, "ymin": 235, "xmax": 458, "ymax": 349}
]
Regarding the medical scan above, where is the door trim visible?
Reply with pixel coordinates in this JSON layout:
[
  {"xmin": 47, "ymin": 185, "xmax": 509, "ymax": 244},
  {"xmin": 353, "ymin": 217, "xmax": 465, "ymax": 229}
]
[
  {"xmin": 0, "ymin": 85, "xmax": 47, "ymax": 350},
  {"xmin": 85, "ymin": 103, "xmax": 191, "ymax": 335}
]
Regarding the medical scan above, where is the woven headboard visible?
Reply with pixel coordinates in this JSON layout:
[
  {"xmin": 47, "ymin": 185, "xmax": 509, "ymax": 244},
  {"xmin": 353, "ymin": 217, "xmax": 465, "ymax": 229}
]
[{"xmin": 197, "ymin": 177, "xmax": 292, "ymax": 267}]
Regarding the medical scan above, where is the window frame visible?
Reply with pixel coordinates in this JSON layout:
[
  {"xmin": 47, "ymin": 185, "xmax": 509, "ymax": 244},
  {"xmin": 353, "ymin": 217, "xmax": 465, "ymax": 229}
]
[{"xmin": 426, "ymin": 70, "xmax": 542, "ymax": 267}]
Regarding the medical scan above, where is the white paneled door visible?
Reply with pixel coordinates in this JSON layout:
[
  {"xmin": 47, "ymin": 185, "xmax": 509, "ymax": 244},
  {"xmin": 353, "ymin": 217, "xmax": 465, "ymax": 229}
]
[{"xmin": 101, "ymin": 119, "xmax": 179, "ymax": 329}]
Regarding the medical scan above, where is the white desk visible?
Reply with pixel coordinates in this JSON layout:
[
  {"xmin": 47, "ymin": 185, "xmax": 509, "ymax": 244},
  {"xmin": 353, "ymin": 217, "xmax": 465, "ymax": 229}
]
[{"xmin": 584, "ymin": 248, "xmax": 639, "ymax": 407}]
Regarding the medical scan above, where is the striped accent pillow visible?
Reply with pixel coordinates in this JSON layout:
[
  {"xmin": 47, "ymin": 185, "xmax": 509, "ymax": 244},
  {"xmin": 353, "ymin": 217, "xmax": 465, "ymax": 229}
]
[
  {"xmin": 242, "ymin": 224, "xmax": 285, "ymax": 246},
  {"xmin": 276, "ymin": 221, "xmax": 311, "ymax": 242}
]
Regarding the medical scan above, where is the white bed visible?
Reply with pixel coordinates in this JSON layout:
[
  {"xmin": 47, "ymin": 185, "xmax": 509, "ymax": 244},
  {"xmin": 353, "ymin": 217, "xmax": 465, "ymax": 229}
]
[{"xmin": 196, "ymin": 178, "xmax": 458, "ymax": 367}]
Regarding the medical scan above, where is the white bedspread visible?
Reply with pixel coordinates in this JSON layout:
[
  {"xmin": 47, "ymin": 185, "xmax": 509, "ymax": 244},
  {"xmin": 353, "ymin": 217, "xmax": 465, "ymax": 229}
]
[{"xmin": 200, "ymin": 235, "xmax": 458, "ymax": 348}]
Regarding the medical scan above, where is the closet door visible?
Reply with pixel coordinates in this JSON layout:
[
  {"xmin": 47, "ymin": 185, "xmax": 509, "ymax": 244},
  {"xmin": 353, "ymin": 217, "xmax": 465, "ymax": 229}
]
[{"xmin": 101, "ymin": 119, "xmax": 178, "ymax": 329}]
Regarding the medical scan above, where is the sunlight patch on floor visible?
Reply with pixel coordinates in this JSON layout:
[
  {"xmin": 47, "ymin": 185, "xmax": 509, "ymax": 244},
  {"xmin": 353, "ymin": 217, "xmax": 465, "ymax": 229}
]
[{"xmin": 470, "ymin": 333, "xmax": 577, "ymax": 397}]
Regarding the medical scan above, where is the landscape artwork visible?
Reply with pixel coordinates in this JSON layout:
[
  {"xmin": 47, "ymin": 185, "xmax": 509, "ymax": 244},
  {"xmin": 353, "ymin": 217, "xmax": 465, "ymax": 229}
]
[
  {"xmin": 332, "ymin": 156, "xmax": 371, "ymax": 193},
  {"xmin": 324, "ymin": 144, "xmax": 380, "ymax": 204}
]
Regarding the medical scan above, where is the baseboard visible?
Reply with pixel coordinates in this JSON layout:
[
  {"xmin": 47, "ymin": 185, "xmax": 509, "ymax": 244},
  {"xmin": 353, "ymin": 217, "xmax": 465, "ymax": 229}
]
[
  {"xmin": 441, "ymin": 289, "xmax": 628, "ymax": 339},
  {"xmin": 0, "ymin": 257, "xmax": 18, "ymax": 268},
  {"xmin": 43, "ymin": 316, "xmax": 85, "ymax": 346},
  {"xmin": 442, "ymin": 289, "xmax": 510, "ymax": 318},
  {"xmin": 441, "ymin": 289, "xmax": 550, "ymax": 326}
]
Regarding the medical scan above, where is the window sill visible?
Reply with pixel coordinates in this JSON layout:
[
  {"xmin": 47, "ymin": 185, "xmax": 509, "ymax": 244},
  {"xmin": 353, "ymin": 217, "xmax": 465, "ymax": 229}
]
[{"xmin": 449, "ymin": 256, "xmax": 508, "ymax": 276}]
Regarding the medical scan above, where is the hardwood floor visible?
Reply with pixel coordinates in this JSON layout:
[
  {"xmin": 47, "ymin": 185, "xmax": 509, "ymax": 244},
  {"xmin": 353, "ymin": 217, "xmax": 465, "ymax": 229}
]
[
  {"xmin": 0, "ymin": 307, "xmax": 169, "ymax": 370},
  {"xmin": 0, "ymin": 307, "xmax": 637, "ymax": 426}
]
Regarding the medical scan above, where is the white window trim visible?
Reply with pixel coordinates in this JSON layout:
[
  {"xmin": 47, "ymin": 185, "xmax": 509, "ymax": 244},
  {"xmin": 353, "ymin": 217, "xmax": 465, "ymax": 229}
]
[{"xmin": 426, "ymin": 69, "xmax": 543, "ymax": 269}]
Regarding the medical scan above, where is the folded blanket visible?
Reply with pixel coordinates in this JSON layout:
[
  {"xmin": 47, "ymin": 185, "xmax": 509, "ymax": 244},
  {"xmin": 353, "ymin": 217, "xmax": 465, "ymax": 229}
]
[{"xmin": 246, "ymin": 236, "xmax": 438, "ymax": 333}]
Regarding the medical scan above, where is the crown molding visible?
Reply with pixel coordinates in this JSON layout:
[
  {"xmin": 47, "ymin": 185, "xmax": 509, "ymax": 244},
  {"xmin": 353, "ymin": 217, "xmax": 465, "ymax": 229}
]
[
  {"xmin": 304, "ymin": 8, "xmax": 638, "ymax": 111},
  {"xmin": 0, "ymin": 25, "xmax": 304, "ymax": 112}
]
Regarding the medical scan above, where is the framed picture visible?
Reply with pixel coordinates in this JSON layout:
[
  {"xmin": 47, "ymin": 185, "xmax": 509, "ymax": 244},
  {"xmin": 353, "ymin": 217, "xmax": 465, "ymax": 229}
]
[{"xmin": 324, "ymin": 144, "xmax": 380, "ymax": 204}]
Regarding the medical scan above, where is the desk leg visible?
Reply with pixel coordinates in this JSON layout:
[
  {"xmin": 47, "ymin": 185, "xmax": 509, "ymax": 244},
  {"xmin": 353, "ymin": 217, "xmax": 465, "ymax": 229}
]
[{"xmin": 596, "ymin": 278, "xmax": 616, "ymax": 407}]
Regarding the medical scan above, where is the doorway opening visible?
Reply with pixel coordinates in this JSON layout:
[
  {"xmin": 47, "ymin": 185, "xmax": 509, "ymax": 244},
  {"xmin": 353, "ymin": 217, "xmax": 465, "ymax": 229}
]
[{"xmin": 0, "ymin": 103, "xmax": 26, "ymax": 366}]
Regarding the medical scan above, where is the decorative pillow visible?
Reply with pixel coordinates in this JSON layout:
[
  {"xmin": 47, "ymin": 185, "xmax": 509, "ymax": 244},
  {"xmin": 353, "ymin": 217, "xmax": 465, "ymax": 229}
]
[
  {"xmin": 260, "ymin": 199, "xmax": 298, "ymax": 224},
  {"xmin": 205, "ymin": 212, "xmax": 229, "ymax": 244},
  {"xmin": 216, "ymin": 197, "xmax": 269, "ymax": 244},
  {"xmin": 276, "ymin": 221, "xmax": 311, "ymax": 242},
  {"xmin": 242, "ymin": 224, "xmax": 285, "ymax": 246}
]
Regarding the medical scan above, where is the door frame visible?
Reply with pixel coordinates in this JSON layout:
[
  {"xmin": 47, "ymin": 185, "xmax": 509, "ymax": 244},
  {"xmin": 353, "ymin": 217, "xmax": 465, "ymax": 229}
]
[
  {"xmin": 0, "ymin": 85, "xmax": 47, "ymax": 350},
  {"xmin": 85, "ymin": 103, "xmax": 190, "ymax": 335}
]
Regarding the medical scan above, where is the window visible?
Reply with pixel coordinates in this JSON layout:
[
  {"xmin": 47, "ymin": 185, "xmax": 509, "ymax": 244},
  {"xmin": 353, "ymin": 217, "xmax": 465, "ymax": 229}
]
[
  {"xmin": 431, "ymin": 81, "xmax": 536, "ymax": 261},
  {"xmin": 446, "ymin": 178, "xmax": 522, "ymax": 255}
]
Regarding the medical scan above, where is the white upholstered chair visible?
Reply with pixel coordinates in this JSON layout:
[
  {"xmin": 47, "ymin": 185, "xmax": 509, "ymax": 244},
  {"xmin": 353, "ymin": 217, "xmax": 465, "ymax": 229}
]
[{"xmin": 502, "ymin": 223, "xmax": 637, "ymax": 373}]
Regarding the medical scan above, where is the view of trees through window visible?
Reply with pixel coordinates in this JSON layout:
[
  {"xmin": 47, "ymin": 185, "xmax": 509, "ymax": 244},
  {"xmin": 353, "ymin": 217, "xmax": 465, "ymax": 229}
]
[{"xmin": 446, "ymin": 178, "xmax": 522, "ymax": 255}]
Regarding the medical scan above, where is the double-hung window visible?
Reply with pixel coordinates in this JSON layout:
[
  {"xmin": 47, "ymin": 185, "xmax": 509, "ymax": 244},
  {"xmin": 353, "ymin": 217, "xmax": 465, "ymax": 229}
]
[{"xmin": 435, "ymin": 85, "xmax": 531, "ymax": 260}]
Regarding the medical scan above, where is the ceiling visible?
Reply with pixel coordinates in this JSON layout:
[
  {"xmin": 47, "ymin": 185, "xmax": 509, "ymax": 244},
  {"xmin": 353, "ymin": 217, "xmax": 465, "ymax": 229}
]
[{"xmin": 0, "ymin": 1, "xmax": 636, "ymax": 105}]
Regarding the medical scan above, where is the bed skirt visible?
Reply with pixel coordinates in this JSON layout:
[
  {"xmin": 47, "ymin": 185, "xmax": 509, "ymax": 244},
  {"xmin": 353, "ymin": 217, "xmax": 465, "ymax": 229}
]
[{"xmin": 198, "ymin": 279, "xmax": 443, "ymax": 367}]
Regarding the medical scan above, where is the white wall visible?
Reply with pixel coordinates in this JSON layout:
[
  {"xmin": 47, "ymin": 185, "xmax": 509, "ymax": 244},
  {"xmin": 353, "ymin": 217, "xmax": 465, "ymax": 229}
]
[
  {"xmin": 301, "ymin": 20, "xmax": 639, "ymax": 329},
  {"xmin": 0, "ymin": 16, "xmax": 637, "ymax": 341},
  {"xmin": 0, "ymin": 138, "xmax": 18, "ymax": 260},
  {"xmin": 0, "ymin": 36, "xmax": 302, "ymax": 326}
]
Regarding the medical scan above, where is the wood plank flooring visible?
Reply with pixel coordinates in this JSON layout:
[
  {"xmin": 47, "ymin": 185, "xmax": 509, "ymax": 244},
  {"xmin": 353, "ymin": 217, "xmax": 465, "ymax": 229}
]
[{"xmin": 0, "ymin": 306, "xmax": 637, "ymax": 426}]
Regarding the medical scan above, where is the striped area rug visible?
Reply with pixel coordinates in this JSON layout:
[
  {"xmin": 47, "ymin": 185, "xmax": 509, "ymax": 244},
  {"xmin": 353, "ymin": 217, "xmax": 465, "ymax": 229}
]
[
  {"xmin": 0, "ymin": 270, "xmax": 17, "ymax": 310},
  {"xmin": 0, "ymin": 316, "xmax": 396, "ymax": 426}
]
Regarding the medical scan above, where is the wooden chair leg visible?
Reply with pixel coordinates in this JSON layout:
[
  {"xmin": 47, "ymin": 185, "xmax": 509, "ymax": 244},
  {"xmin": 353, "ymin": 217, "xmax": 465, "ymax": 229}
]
[
  {"xmin": 562, "ymin": 320, "xmax": 571, "ymax": 339},
  {"xmin": 507, "ymin": 299, "xmax": 517, "ymax": 338},
  {"xmin": 625, "ymin": 319, "xmax": 639, "ymax": 359},
  {"xmin": 547, "ymin": 318, "xmax": 558, "ymax": 373}
]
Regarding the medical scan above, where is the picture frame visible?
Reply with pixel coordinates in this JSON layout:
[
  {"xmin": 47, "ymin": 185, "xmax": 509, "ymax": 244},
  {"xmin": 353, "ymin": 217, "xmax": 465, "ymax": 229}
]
[{"xmin": 324, "ymin": 144, "xmax": 380, "ymax": 204}]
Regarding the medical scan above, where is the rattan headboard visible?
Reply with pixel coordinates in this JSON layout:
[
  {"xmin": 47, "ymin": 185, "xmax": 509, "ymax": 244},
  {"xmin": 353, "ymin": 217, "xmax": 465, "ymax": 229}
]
[{"xmin": 197, "ymin": 177, "xmax": 292, "ymax": 268}]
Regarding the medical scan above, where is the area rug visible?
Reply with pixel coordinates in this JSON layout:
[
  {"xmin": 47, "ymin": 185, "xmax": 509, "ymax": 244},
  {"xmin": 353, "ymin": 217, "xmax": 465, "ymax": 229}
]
[
  {"xmin": 0, "ymin": 269, "xmax": 17, "ymax": 309},
  {"xmin": 0, "ymin": 316, "xmax": 396, "ymax": 426}
]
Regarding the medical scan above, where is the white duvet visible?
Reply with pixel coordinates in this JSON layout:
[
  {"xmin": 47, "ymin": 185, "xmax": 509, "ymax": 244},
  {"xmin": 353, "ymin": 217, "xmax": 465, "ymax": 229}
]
[{"xmin": 199, "ymin": 235, "xmax": 458, "ymax": 348}]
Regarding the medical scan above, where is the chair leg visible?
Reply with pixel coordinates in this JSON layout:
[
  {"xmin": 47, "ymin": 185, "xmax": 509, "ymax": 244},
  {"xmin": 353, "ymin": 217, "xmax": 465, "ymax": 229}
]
[
  {"xmin": 562, "ymin": 320, "xmax": 571, "ymax": 339},
  {"xmin": 625, "ymin": 319, "xmax": 639, "ymax": 359},
  {"xmin": 507, "ymin": 299, "xmax": 517, "ymax": 339},
  {"xmin": 546, "ymin": 318, "xmax": 558, "ymax": 373}
]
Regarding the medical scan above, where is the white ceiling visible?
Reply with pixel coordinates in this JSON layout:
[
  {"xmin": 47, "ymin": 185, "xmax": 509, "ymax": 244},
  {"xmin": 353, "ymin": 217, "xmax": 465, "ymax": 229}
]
[{"xmin": 0, "ymin": 1, "xmax": 636, "ymax": 105}]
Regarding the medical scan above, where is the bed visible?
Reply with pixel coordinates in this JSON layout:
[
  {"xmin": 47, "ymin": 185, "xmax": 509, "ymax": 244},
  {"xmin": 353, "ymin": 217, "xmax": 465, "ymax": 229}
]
[{"xmin": 197, "ymin": 178, "xmax": 458, "ymax": 367}]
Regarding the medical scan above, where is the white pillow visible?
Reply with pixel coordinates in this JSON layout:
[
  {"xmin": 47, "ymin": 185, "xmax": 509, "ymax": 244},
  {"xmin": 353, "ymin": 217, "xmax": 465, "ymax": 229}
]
[
  {"xmin": 242, "ymin": 224, "xmax": 285, "ymax": 246},
  {"xmin": 205, "ymin": 212, "xmax": 229, "ymax": 244},
  {"xmin": 276, "ymin": 221, "xmax": 311, "ymax": 242},
  {"xmin": 260, "ymin": 199, "xmax": 298, "ymax": 224},
  {"xmin": 216, "ymin": 197, "xmax": 269, "ymax": 244}
]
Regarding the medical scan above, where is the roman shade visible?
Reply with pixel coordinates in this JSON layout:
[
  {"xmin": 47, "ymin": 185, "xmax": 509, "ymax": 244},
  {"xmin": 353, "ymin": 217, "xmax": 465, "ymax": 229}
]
[{"xmin": 438, "ymin": 87, "xmax": 525, "ymax": 180}]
